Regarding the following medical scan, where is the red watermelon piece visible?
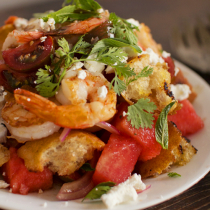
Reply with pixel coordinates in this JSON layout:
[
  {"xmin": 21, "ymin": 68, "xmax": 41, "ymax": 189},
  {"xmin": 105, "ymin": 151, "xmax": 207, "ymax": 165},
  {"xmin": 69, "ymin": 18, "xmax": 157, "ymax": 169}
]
[
  {"xmin": 112, "ymin": 102, "xmax": 162, "ymax": 162},
  {"xmin": 92, "ymin": 134, "xmax": 141, "ymax": 185},
  {"xmin": 168, "ymin": 99, "xmax": 204, "ymax": 136},
  {"xmin": 2, "ymin": 147, "xmax": 53, "ymax": 195},
  {"xmin": 162, "ymin": 56, "xmax": 175, "ymax": 78}
]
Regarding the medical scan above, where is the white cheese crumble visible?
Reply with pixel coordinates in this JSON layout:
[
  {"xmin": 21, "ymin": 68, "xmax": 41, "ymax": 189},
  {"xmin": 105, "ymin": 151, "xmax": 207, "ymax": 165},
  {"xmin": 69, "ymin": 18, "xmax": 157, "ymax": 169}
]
[
  {"xmin": 101, "ymin": 174, "xmax": 146, "ymax": 209},
  {"xmin": 162, "ymin": 51, "xmax": 171, "ymax": 58},
  {"xmin": 97, "ymin": 8, "xmax": 104, "ymax": 13},
  {"xmin": 123, "ymin": 111, "xmax": 127, "ymax": 117},
  {"xmin": 0, "ymin": 180, "xmax": 9, "ymax": 189},
  {"xmin": 97, "ymin": 85, "xmax": 108, "ymax": 99},
  {"xmin": 47, "ymin": 18, "xmax": 55, "ymax": 30},
  {"xmin": 84, "ymin": 53, "xmax": 105, "ymax": 73},
  {"xmin": 77, "ymin": 70, "xmax": 87, "ymax": 80},
  {"xmin": 69, "ymin": 61, "xmax": 84, "ymax": 71},
  {"xmin": 40, "ymin": 36, "xmax": 47, "ymax": 42},
  {"xmin": 105, "ymin": 66, "xmax": 114, "ymax": 74},
  {"xmin": 140, "ymin": 48, "xmax": 164, "ymax": 65},
  {"xmin": 170, "ymin": 84, "xmax": 191, "ymax": 101},
  {"xmin": 14, "ymin": 18, "xmax": 28, "ymax": 30},
  {"xmin": 126, "ymin": 18, "xmax": 140, "ymax": 27}
]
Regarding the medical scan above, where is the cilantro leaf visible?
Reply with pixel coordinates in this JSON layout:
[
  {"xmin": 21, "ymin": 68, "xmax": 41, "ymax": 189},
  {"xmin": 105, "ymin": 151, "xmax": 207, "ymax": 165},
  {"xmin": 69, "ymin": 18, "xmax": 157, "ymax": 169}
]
[
  {"xmin": 109, "ymin": 13, "xmax": 139, "ymax": 46},
  {"xmin": 73, "ymin": 0, "xmax": 102, "ymax": 11},
  {"xmin": 80, "ymin": 163, "xmax": 95, "ymax": 171},
  {"xmin": 168, "ymin": 172, "xmax": 181, "ymax": 177},
  {"xmin": 126, "ymin": 98, "xmax": 157, "ymax": 129},
  {"xmin": 127, "ymin": 66, "xmax": 153, "ymax": 85},
  {"xmin": 36, "ymin": 66, "xmax": 60, "ymax": 97},
  {"xmin": 82, "ymin": 182, "xmax": 116, "ymax": 201},
  {"xmin": 109, "ymin": 74, "xmax": 127, "ymax": 95},
  {"xmin": 155, "ymin": 101, "xmax": 176, "ymax": 149}
]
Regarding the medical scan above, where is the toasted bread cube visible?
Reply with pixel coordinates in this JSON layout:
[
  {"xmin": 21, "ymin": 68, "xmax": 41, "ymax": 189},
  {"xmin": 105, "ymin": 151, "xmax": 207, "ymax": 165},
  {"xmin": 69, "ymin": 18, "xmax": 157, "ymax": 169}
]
[
  {"xmin": 17, "ymin": 130, "xmax": 105, "ymax": 176},
  {"xmin": 0, "ymin": 144, "xmax": 10, "ymax": 166}
]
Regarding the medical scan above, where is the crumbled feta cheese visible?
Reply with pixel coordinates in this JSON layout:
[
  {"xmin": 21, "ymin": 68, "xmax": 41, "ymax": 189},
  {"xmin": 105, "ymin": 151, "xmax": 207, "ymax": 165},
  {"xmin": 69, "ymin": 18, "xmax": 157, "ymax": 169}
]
[
  {"xmin": 14, "ymin": 18, "xmax": 28, "ymax": 30},
  {"xmin": 0, "ymin": 180, "xmax": 9, "ymax": 189},
  {"xmin": 47, "ymin": 18, "xmax": 55, "ymax": 30},
  {"xmin": 105, "ymin": 66, "xmax": 114, "ymax": 74},
  {"xmin": 97, "ymin": 8, "xmax": 104, "ymax": 13},
  {"xmin": 68, "ymin": 61, "xmax": 84, "ymax": 71},
  {"xmin": 109, "ymin": 33, "xmax": 115, "ymax": 38},
  {"xmin": 77, "ymin": 70, "xmax": 87, "ymax": 80},
  {"xmin": 97, "ymin": 85, "xmax": 108, "ymax": 99},
  {"xmin": 123, "ymin": 111, "xmax": 127, "ymax": 117},
  {"xmin": 162, "ymin": 51, "xmax": 171, "ymax": 58},
  {"xmin": 40, "ymin": 36, "xmax": 47, "ymax": 42},
  {"xmin": 174, "ymin": 67, "xmax": 180, "ymax": 76},
  {"xmin": 126, "ymin": 18, "xmax": 140, "ymax": 27},
  {"xmin": 140, "ymin": 48, "xmax": 164, "ymax": 65},
  {"xmin": 170, "ymin": 84, "xmax": 191, "ymax": 101},
  {"xmin": 101, "ymin": 174, "xmax": 146, "ymax": 209},
  {"xmin": 84, "ymin": 53, "xmax": 105, "ymax": 73}
]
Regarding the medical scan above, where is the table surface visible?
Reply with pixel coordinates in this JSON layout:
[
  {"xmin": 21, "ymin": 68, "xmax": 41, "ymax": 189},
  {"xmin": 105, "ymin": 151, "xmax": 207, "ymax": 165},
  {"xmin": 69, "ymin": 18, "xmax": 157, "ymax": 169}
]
[{"xmin": 0, "ymin": 0, "xmax": 209, "ymax": 209}]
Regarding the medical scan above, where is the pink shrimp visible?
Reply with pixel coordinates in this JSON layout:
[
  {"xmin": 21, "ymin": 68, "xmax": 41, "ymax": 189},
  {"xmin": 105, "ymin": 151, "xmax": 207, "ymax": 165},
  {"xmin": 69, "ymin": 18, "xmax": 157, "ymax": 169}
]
[
  {"xmin": 48, "ymin": 10, "xmax": 109, "ymax": 35},
  {"xmin": 2, "ymin": 30, "xmax": 44, "ymax": 50}
]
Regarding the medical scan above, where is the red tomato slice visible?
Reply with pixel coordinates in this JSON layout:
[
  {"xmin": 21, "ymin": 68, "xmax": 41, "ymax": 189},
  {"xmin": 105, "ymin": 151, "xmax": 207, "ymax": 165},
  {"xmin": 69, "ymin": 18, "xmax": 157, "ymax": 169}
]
[
  {"xmin": 2, "ymin": 36, "xmax": 53, "ymax": 72},
  {"xmin": 112, "ymin": 102, "xmax": 162, "ymax": 162},
  {"xmin": 92, "ymin": 134, "xmax": 141, "ymax": 185}
]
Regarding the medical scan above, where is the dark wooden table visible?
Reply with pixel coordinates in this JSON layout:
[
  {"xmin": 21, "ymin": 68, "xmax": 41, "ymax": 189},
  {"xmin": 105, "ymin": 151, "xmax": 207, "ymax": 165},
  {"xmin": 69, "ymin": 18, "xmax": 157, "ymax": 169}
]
[{"xmin": 0, "ymin": 0, "xmax": 209, "ymax": 209}]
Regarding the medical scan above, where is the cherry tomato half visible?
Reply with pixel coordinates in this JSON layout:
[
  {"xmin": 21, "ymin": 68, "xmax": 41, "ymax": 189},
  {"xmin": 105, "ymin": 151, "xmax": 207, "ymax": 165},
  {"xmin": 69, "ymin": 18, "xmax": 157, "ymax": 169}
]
[
  {"xmin": 0, "ymin": 60, "xmax": 37, "ymax": 92},
  {"xmin": 2, "ymin": 36, "xmax": 54, "ymax": 72}
]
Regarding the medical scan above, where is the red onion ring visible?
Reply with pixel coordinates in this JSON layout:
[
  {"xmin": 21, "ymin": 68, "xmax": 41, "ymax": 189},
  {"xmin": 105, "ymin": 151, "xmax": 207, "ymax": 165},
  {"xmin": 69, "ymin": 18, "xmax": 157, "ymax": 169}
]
[
  {"xmin": 137, "ymin": 185, "xmax": 151, "ymax": 194},
  {"xmin": 96, "ymin": 121, "xmax": 120, "ymax": 135},
  {"xmin": 59, "ymin": 128, "xmax": 71, "ymax": 142},
  {"xmin": 56, "ymin": 151, "xmax": 100, "ymax": 201}
]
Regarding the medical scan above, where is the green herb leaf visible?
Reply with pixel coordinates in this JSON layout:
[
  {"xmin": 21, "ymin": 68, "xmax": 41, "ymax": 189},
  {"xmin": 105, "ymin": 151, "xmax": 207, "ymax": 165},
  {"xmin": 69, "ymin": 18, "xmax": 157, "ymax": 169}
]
[
  {"xmin": 82, "ymin": 182, "xmax": 116, "ymax": 201},
  {"xmin": 80, "ymin": 163, "xmax": 95, "ymax": 171},
  {"xmin": 109, "ymin": 13, "xmax": 139, "ymax": 46},
  {"xmin": 155, "ymin": 101, "xmax": 176, "ymax": 149},
  {"xmin": 109, "ymin": 74, "xmax": 127, "ymax": 95},
  {"xmin": 127, "ymin": 98, "xmax": 157, "ymax": 129},
  {"xmin": 127, "ymin": 66, "xmax": 153, "ymax": 85},
  {"xmin": 168, "ymin": 172, "xmax": 181, "ymax": 177},
  {"xmin": 43, "ymin": 0, "xmax": 102, "ymax": 23}
]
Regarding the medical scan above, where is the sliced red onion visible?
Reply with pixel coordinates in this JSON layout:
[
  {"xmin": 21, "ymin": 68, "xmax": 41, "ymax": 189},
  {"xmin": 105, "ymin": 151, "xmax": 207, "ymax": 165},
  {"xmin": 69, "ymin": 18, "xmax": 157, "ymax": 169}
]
[
  {"xmin": 96, "ymin": 121, "xmax": 120, "ymax": 135},
  {"xmin": 137, "ymin": 185, "xmax": 151, "ymax": 194},
  {"xmin": 59, "ymin": 128, "xmax": 71, "ymax": 142},
  {"xmin": 57, "ymin": 180, "xmax": 95, "ymax": 201},
  {"xmin": 57, "ymin": 151, "xmax": 99, "ymax": 201}
]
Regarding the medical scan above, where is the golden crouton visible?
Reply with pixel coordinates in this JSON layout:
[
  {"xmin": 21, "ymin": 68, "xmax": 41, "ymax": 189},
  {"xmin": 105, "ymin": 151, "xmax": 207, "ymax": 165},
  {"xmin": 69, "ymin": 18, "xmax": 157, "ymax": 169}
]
[
  {"xmin": 136, "ymin": 23, "xmax": 162, "ymax": 55},
  {"xmin": 135, "ymin": 121, "xmax": 196, "ymax": 178},
  {"xmin": 122, "ymin": 55, "xmax": 177, "ymax": 113},
  {"xmin": 0, "ymin": 144, "xmax": 10, "ymax": 166},
  {"xmin": 17, "ymin": 130, "xmax": 105, "ymax": 176}
]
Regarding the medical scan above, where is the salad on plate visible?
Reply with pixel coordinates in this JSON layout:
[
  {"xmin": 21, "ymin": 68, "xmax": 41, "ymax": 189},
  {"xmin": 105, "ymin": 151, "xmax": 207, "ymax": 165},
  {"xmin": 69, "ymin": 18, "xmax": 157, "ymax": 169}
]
[{"xmin": 0, "ymin": 0, "xmax": 205, "ymax": 208}]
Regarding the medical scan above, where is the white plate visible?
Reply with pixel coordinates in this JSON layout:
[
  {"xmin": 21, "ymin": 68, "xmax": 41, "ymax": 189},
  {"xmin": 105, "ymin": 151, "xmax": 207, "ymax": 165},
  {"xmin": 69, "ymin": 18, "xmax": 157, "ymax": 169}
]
[{"xmin": 0, "ymin": 61, "xmax": 209, "ymax": 210}]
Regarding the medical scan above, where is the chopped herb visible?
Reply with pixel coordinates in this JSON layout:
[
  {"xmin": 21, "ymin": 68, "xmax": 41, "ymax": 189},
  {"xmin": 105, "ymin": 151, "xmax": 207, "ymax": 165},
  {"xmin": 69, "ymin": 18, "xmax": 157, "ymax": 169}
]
[
  {"xmin": 168, "ymin": 172, "xmax": 181, "ymax": 177},
  {"xmin": 155, "ymin": 101, "xmax": 176, "ymax": 149},
  {"xmin": 126, "ymin": 98, "xmax": 157, "ymax": 129},
  {"xmin": 82, "ymin": 182, "xmax": 116, "ymax": 201}
]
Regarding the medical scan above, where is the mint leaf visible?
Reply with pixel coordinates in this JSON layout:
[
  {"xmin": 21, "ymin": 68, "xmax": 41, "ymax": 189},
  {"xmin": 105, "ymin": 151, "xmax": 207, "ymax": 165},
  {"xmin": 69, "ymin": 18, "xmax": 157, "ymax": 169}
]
[
  {"xmin": 168, "ymin": 172, "xmax": 181, "ymax": 177},
  {"xmin": 82, "ymin": 182, "xmax": 116, "ymax": 201},
  {"xmin": 155, "ymin": 101, "xmax": 176, "ymax": 149},
  {"xmin": 127, "ymin": 98, "xmax": 157, "ymax": 129}
]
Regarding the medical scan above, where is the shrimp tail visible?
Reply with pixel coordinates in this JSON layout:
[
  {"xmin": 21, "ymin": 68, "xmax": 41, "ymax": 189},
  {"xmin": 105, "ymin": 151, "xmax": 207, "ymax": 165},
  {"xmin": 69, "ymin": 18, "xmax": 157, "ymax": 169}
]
[{"xmin": 14, "ymin": 89, "xmax": 92, "ymax": 129}]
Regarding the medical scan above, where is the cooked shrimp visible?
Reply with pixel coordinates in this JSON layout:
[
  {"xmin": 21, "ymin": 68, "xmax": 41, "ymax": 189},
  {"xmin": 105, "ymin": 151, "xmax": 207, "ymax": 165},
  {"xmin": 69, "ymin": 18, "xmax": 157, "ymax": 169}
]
[
  {"xmin": 2, "ymin": 30, "xmax": 44, "ymax": 50},
  {"xmin": 1, "ymin": 94, "xmax": 60, "ymax": 142},
  {"xmin": 47, "ymin": 10, "xmax": 109, "ymax": 35},
  {"xmin": 14, "ymin": 71, "xmax": 117, "ymax": 129}
]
